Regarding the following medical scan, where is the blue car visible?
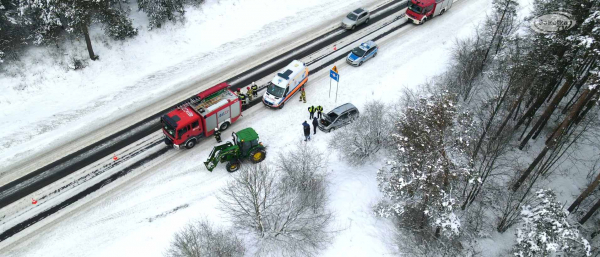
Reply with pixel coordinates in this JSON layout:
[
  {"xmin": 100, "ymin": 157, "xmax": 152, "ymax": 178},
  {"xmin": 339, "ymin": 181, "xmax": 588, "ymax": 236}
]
[{"xmin": 346, "ymin": 41, "xmax": 378, "ymax": 66}]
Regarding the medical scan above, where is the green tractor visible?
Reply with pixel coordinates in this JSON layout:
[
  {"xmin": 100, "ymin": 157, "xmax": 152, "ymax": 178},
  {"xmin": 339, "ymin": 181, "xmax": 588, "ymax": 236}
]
[{"xmin": 204, "ymin": 127, "xmax": 267, "ymax": 172}]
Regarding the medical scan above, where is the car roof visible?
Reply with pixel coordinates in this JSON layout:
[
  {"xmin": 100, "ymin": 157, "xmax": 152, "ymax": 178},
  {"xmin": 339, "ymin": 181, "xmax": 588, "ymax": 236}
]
[
  {"xmin": 358, "ymin": 41, "xmax": 377, "ymax": 51},
  {"xmin": 353, "ymin": 8, "xmax": 365, "ymax": 14},
  {"xmin": 331, "ymin": 103, "xmax": 357, "ymax": 115}
]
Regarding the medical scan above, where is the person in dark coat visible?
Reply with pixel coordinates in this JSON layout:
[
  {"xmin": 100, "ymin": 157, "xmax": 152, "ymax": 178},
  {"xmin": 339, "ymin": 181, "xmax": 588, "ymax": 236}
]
[
  {"xmin": 214, "ymin": 128, "xmax": 222, "ymax": 143},
  {"xmin": 316, "ymin": 105, "xmax": 324, "ymax": 119},
  {"xmin": 308, "ymin": 105, "xmax": 315, "ymax": 119},
  {"xmin": 312, "ymin": 117, "xmax": 319, "ymax": 135},
  {"xmin": 302, "ymin": 121, "xmax": 311, "ymax": 141},
  {"xmin": 251, "ymin": 82, "xmax": 258, "ymax": 98}
]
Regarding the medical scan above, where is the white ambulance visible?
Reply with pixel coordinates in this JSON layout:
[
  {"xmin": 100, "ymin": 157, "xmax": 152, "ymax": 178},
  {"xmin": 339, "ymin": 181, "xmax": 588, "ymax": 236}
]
[{"xmin": 262, "ymin": 60, "xmax": 309, "ymax": 109}]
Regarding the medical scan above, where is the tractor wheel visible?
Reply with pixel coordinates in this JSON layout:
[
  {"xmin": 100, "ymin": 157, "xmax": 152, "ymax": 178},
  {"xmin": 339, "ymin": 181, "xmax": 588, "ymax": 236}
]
[
  {"xmin": 185, "ymin": 139, "xmax": 197, "ymax": 149},
  {"xmin": 219, "ymin": 122, "xmax": 230, "ymax": 131},
  {"xmin": 226, "ymin": 160, "xmax": 240, "ymax": 173},
  {"xmin": 249, "ymin": 148, "xmax": 267, "ymax": 164}
]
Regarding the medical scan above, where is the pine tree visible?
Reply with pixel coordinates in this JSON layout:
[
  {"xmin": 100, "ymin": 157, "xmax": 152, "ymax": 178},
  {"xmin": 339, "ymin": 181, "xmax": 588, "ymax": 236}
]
[
  {"xmin": 377, "ymin": 89, "xmax": 475, "ymax": 238},
  {"xmin": 18, "ymin": 0, "xmax": 137, "ymax": 60},
  {"xmin": 513, "ymin": 189, "xmax": 591, "ymax": 257},
  {"xmin": 137, "ymin": 0, "xmax": 185, "ymax": 29}
]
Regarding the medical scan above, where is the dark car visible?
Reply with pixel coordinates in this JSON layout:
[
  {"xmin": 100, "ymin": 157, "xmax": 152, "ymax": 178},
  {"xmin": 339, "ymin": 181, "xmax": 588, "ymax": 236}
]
[{"xmin": 318, "ymin": 103, "xmax": 359, "ymax": 132}]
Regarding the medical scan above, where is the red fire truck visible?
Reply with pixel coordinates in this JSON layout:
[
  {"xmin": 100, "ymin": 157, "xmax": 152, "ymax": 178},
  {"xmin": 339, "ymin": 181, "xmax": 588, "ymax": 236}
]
[
  {"xmin": 406, "ymin": 0, "xmax": 453, "ymax": 25},
  {"xmin": 161, "ymin": 83, "xmax": 242, "ymax": 149}
]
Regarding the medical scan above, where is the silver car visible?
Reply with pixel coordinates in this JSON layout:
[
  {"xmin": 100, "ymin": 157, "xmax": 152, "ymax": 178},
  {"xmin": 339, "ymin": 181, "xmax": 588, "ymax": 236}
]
[
  {"xmin": 341, "ymin": 8, "xmax": 371, "ymax": 30},
  {"xmin": 318, "ymin": 103, "xmax": 359, "ymax": 132}
]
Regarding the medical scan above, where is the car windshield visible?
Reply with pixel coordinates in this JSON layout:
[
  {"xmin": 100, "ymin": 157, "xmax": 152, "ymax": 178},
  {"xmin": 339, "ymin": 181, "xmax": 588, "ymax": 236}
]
[
  {"xmin": 352, "ymin": 47, "xmax": 366, "ymax": 57},
  {"xmin": 346, "ymin": 13, "xmax": 358, "ymax": 21},
  {"xmin": 408, "ymin": 3, "xmax": 423, "ymax": 14},
  {"xmin": 327, "ymin": 112, "xmax": 339, "ymax": 121},
  {"xmin": 162, "ymin": 121, "xmax": 176, "ymax": 138},
  {"xmin": 267, "ymin": 83, "xmax": 285, "ymax": 98}
]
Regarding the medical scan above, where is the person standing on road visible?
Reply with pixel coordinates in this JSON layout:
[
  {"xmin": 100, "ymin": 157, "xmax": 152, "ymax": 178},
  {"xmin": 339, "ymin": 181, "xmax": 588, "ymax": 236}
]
[
  {"xmin": 251, "ymin": 82, "xmax": 258, "ymax": 98},
  {"xmin": 238, "ymin": 91, "xmax": 246, "ymax": 105},
  {"xmin": 308, "ymin": 105, "xmax": 315, "ymax": 119},
  {"xmin": 246, "ymin": 87, "xmax": 253, "ymax": 102},
  {"xmin": 299, "ymin": 87, "xmax": 306, "ymax": 103},
  {"xmin": 302, "ymin": 121, "xmax": 311, "ymax": 141},
  {"xmin": 214, "ymin": 128, "xmax": 222, "ymax": 143},
  {"xmin": 316, "ymin": 105, "xmax": 323, "ymax": 119},
  {"xmin": 312, "ymin": 117, "xmax": 319, "ymax": 135}
]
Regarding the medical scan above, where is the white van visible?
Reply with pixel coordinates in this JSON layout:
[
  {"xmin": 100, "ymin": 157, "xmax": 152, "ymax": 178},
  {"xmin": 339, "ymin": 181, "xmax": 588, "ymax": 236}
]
[{"xmin": 262, "ymin": 60, "xmax": 309, "ymax": 109}]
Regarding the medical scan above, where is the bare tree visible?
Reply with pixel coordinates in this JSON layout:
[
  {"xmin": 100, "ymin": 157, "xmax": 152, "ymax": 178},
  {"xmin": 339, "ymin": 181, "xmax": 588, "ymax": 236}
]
[
  {"xmin": 218, "ymin": 164, "xmax": 333, "ymax": 256},
  {"xmin": 165, "ymin": 219, "xmax": 245, "ymax": 257},
  {"xmin": 329, "ymin": 100, "xmax": 392, "ymax": 166}
]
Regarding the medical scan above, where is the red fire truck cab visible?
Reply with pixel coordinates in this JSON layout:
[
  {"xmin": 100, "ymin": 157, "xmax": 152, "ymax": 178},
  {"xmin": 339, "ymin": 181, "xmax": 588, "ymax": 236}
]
[
  {"xmin": 161, "ymin": 83, "xmax": 242, "ymax": 149},
  {"xmin": 406, "ymin": 0, "xmax": 452, "ymax": 25}
]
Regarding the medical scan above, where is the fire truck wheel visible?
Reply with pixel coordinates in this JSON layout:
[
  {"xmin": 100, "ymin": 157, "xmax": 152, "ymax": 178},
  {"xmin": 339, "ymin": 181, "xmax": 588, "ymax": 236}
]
[
  {"xmin": 421, "ymin": 17, "xmax": 427, "ymax": 24},
  {"xmin": 219, "ymin": 122, "xmax": 230, "ymax": 131},
  {"xmin": 185, "ymin": 139, "xmax": 197, "ymax": 149},
  {"xmin": 249, "ymin": 149, "xmax": 267, "ymax": 164},
  {"xmin": 226, "ymin": 160, "xmax": 240, "ymax": 172}
]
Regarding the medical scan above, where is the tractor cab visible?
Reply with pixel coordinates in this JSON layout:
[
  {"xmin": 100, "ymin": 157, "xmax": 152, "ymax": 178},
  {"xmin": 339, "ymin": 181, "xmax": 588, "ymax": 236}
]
[
  {"xmin": 232, "ymin": 128, "xmax": 260, "ymax": 157},
  {"xmin": 204, "ymin": 127, "xmax": 266, "ymax": 172}
]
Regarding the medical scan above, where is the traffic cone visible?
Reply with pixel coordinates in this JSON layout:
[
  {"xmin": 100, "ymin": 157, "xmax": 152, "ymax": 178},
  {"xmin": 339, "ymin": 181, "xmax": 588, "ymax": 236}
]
[
  {"xmin": 113, "ymin": 154, "xmax": 118, "ymax": 161},
  {"xmin": 334, "ymin": 44, "xmax": 337, "ymax": 51},
  {"xmin": 32, "ymin": 198, "xmax": 37, "ymax": 204}
]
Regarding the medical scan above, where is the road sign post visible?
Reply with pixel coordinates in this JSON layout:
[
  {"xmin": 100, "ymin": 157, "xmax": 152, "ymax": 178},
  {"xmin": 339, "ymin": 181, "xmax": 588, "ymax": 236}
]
[{"xmin": 329, "ymin": 66, "xmax": 339, "ymax": 101}]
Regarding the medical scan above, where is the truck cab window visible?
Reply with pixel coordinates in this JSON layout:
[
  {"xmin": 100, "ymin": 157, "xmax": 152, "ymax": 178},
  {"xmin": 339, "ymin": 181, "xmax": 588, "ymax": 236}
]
[
  {"xmin": 192, "ymin": 121, "xmax": 199, "ymax": 128},
  {"xmin": 177, "ymin": 127, "xmax": 188, "ymax": 139}
]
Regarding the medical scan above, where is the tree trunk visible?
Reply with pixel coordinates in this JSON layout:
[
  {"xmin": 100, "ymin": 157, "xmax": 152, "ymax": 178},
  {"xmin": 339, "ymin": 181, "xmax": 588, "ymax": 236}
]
[
  {"xmin": 568, "ymin": 171, "xmax": 600, "ymax": 213},
  {"xmin": 473, "ymin": 70, "xmax": 516, "ymax": 159},
  {"xmin": 579, "ymin": 197, "xmax": 600, "ymax": 225},
  {"xmin": 512, "ymin": 146, "xmax": 549, "ymax": 191},
  {"xmin": 514, "ymin": 86, "xmax": 552, "ymax": 131},
  {"xmin": 482, "ymin": 1, "xmax": 509, "ymax": 64},
  {"xmin": 494, "ymin": 85, "xmax": 527, "ymax": 140},
  {"xmin": 512, "ymin": 84, "xmax": 595, "ymax": 191},
  {"xmin": 574, "ymin": 92, "xmax": 598, "ymax": 125},
  {"xmin": 545, "ymin": 86, "xmax": 597, "ymax": 146},
  {"xmin": 518, "ymin": 77, "xmax": 573, "ymax": 149},
  {"xmin": 82, "ymin": 23, "xmax": 98, "ymax": 61}
]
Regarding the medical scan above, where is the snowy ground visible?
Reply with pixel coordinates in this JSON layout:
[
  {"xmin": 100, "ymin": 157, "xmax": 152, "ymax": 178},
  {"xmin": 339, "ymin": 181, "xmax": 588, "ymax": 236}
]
[
  {"xmin": 0, "ymin": 0, "xmax": 496, "ymax": 255},
  {"xmin": 0, "ymin": 0, "xmax": 385, "ymax": 185}
]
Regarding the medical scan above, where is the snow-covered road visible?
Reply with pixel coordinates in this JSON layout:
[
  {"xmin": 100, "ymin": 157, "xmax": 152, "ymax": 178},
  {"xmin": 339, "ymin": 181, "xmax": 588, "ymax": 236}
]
[
  {"xmin": 0, "ymin": 0, "xmax": 492, "ymax": 255},
  {"xmin": 0, "ymin": 0, "xmax": 409, "ymax": 239},
  {"xmin": 0, "ymin": 0, "xmax": 388, "ymax": 186}
]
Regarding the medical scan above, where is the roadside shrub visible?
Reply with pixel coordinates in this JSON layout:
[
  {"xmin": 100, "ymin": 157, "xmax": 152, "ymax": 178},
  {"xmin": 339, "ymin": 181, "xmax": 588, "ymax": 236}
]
[
  {"xmin": 329, "ymin": 100, "xmax": 392, "ymax": 166},
  {"xmin": 165, "ymin": 219, "xmax": 245, "ymax": 257}
]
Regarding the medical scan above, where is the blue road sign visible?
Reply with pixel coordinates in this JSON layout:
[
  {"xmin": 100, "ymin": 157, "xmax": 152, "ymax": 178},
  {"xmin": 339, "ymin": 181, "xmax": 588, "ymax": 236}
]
[{"xmin": 330, "ymin": 70, "xmax": 339, "ymax": 82}]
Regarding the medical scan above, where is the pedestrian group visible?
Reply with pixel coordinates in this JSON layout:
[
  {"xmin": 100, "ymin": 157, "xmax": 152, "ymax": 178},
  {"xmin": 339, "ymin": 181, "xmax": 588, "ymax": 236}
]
[{"xmin": 221, "ymin": 83, "xmax": 327, "ymax": 143}]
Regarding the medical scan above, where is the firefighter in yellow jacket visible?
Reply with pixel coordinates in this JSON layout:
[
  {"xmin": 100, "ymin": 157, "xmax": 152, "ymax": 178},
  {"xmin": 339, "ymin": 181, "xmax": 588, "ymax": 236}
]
[{"xmin": 299, "ymin": 87, "xmax": 306, "ymax": 103}]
